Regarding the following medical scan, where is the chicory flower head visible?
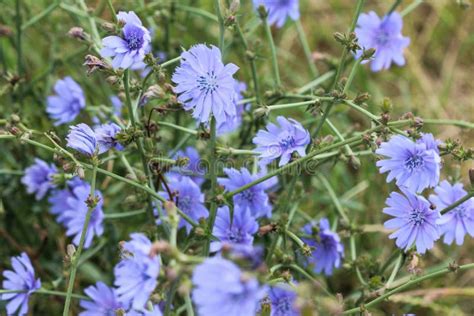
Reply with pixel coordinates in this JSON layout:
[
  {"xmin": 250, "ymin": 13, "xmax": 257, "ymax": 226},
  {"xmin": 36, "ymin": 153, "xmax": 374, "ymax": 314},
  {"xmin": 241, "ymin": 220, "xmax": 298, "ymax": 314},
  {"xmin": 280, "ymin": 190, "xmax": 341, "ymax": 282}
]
[
  {"xmin": 218, "ymin": 167, "xmax": 273, "ymax": 218},
  {"xmin": 168, "ymin": 146, "xmax": 206, "ymax": 186},
  {"xmin": 430, "ymin": 180, "xmax": 474, "ymax": 245},
  {"xmin": 253, "ymin": 116, "xmax": 310, "ymax": 167},
  {"xmin": 355, "ymin": 11, "xmax": 410, "ymax": 72},
  {"xmin": 384, "ymin": 189, "xmax": 440, "ymax": 254},
  {"xmin": 66, "ymin": 123, "xmax": 98, "ymax": 156},
  {"xmin": 21, "ymin": 158, "xmax": 57, "ymax": 200},
  {"xmin": 60, "ymin": 182, "xmax": 104, "ymax": 249},
  {"xmin": 94, "ymin": 122, "xmax": 123, "ymax": 153},
  {"xmin": 210, "ymin": 205, "xmax": 259, "ymax": 252},
  {"xmin": 48, "ymin": 177, "xmax": 85, "ymax": 223},
  {"xmin": 79, "ymin": 281, "xmax": 123, "ymax": 316},
  {"xmin": 101, "ymin": 11, "xmax": 151, "ymax": 69},
  {"xmin": 159, "ymin": 175, "xmax": 208, "ymax": 233},
  {"xmin": 253, "ymin": 0, "xmax": 300, "ymax": 28},
  {"xmin": 376, "ymin": 134, "xmax": 441, "ymax": 193},
  {"xmin": 302, "ymin": 218, "xmax": 344, "ymax": 276},
  {"xmin": 46, "ymin": 77, "xmax": 85, "ymax": 126},
  {"xmin": 267, "ymin": 283, "xmax": 300, "ymax": 316},
  {"xmin": 1, "ymin": 252, "xmax": 41, "ymax": 316},
  {"xmin": 114, "ymin": 233, "xmax": 160, "ymax": 311},
  {"xmin": 192, "ymin": 257, "xmax": 266, "ymax": 316},
  {"xmin": 172, "ymin": 44, "xmax": 239, "ymax": 126}
]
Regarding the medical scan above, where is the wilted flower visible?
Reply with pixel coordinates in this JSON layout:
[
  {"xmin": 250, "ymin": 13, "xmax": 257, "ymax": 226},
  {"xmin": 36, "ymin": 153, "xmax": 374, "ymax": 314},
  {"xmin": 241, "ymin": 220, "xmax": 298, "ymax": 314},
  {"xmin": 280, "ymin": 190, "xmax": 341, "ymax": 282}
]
[
  {"xmin": 253, "ymin": 116, "xmax": 310, "ymax": 167},
  {"xmin": 79, "ymin": 282, "xmax": 123, "ymax": 315},
  {"xmin": 253, "ymin": 0, "xmax": 300, "ymax": 28},
  {"xmin": 114, "ymin": 233, "xmax": 160, "ymax": 310},
  {"xmin": 218, "ymin": 167, "xmax": 273, "ymax": 218},
  {"xmin": 267, "ymin": 284, "xmax": 300, "ymax": 316},
  {"xmin": 172, "ymin": 44, "xmax": 239, "ymax": 125},
  {"xmin": 60, "ymin": 182, "xmax": 104, "ymax": 248},
  {"xmin": 159, "ymin": 176, "xmax": 208, "ymax": 233},
  {"xmin": 46, "ymin": 77, "xmax": 85, "ymax": 125},
  {"xmin": 211, "ymin": 205, "xmax": 259, "ymax": 252},
  {"xmin": 192, "ymin": 257, "xmax": 266, "ymax": 316},
  {"xmin": 66, "ymin": 123, "xmax": 98, "ymax": 156},
  {"xmin": 101, "ymin": 11, "xmax": 151, "ymax": 69},
  {"xmin": 355, "ymin": 11, "xmax": 410, "ymax": 72},
  {"xmin": 302, "ymin": 218, "xmax": 344, "ymax": 275},
  {"xmin": 376, "ymin": 134, "xmax": 441, "ymax": 193},
  {"xmin": 1, "ymin": 253, "xmax": 41, "ymax": 316},
  {"xmin": 429, "ymin": 180, "xmax": 474, "ymax": 245},
  {"xmin": 21, "ymin": 158, "xmax": 57, "ymax": 200},
  {"xmin": 94, "ymin": 123, "xmax": 123, "ymax": 153},
  {"xmin": 384, "ymin": 189, "xmax": 440, "ymax": 254}
]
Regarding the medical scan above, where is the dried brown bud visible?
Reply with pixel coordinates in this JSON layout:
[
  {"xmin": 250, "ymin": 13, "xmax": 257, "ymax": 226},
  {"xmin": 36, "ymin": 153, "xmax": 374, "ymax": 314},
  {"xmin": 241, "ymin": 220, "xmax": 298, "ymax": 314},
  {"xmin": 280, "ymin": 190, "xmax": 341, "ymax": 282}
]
[
  {"xmin": 150, "ymin": 241, "xmax": 171, "ymax": 256},
  {"xmin": 83, "ymin": 55, "xmax": 109, "ymax": 75},
  {"xmin": 68, "ymin": 27, "xmax": 87, "ymax": 41},
  {"xmin": 469, "ymin": 168, "xmax": 474, "ymax": 186},
  {"xmin": 258, "ymin": 223, "xmax": 277, "ymax": 236},
  {"xmin": 0, "ymin": 25, "xmax": 12, "ymax": 37}
]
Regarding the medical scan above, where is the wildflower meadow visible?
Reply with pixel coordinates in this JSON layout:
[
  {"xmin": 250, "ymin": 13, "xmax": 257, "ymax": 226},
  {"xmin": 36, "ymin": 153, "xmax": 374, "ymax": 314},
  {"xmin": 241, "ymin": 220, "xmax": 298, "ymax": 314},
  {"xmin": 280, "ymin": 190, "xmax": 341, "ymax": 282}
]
[{"xmin": 1, "ymin": 0, "xmax": 474, "ymax": 315}]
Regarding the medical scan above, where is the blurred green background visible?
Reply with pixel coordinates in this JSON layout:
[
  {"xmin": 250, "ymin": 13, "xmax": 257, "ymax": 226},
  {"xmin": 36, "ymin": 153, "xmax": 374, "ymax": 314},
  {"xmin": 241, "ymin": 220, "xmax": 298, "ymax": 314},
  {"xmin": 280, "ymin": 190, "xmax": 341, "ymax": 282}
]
[{"xmin": 1, "ymin": 0, "xmax": 473, "ymax": 315}]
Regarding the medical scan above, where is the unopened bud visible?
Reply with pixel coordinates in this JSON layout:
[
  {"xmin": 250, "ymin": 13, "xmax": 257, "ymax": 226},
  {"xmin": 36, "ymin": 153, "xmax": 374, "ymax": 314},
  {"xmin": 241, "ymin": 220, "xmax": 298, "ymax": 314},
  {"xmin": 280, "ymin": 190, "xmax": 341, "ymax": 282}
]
[
  {"xmin": 381, "ymin": 97, "xmax": 392, "ymax": 113},
  {"xmin": 361, "ymin": 48, "xmax": 376, "ymax": 60},
  {"xmin": 10, "ymin": 113, "xmax": 20, "ymax": 123},
  {"xmin": 67, "ymin": 244, "xmax": 76, "ymax": 258},
  {"xmin": 257, "ymin": 5, "xmax": 268, "ymax": 19},
  {"xmin": 0, "ymin": 25, "xmax": 12, "ymax": 37},
  {"xmin": 68, "ymin": 27, "xmax": 87, "ymax": 41},
  {"xmin": 353, "ymin": 92, "xmax": 370, "ymax": 105},
  {"xmin": 333, "ymin": 32, "xmax": 345, "ymax": 44},
  {"xmin": 101, "ymin": 22, "xmax": 116, "ymax": 33},
  {"xmin": 258, "ymin": 224, "xmax": 277, "ymax": 236},
  {"xmin": 229, "ymin": 0, "xmax": 240, "ymax": 13},
  {"xmin": 76, "ymin": 166, "xmax": 85, "ymax": 179},
  {"xmin": 83, "ymin": 55, "xmax": 109, "ymax": 75},
  {"xmin": 254, "ymin": 106, "xmax": 269, "ymax": 118},
  {"xmin": 469, "ymin": 168, "xmax": 474, "ymax": 186},
  {"xmin": 348, "ymin": 155, "xmax": 361, "ymax": 170}
]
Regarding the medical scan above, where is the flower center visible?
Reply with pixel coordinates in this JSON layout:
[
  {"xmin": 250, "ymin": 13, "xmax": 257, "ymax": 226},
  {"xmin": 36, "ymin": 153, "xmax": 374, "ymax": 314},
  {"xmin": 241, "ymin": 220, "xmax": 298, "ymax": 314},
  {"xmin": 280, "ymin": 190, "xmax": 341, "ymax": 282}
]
[
  {"xmin": 279, "ymin": 135, "xmax": 296, "ymax": 150},
  {"xmin": 227, "ymin": 228, "xmax": 244, "ymax": 243},
  {"xmin": 409, "ymin": 208, "xmax": 426, "ymax": 226},
  {"xmin": 126, "ymin": 29, "xmax": 144, "ymax": 50},
  {"xmin": 197, "ymin": 71, "xmax": 219, "ymax": 94},
  {"xmin": 240, "ymin": 189, "xmax": 254, "ymax": 202},
  {"xmin": 404, "ymin": 155, "xmax": 424, "ymax": 171},
  {"xmin": 375, "ymin": 30, "xmax": 391, "ymax": 46},
  {"xmin": 274, "ymin": 297, "xmax": 292, "ymax": 315},
  {"xmin": 178, "ymin": 195, "xmax": 192, "ymax": 211}
]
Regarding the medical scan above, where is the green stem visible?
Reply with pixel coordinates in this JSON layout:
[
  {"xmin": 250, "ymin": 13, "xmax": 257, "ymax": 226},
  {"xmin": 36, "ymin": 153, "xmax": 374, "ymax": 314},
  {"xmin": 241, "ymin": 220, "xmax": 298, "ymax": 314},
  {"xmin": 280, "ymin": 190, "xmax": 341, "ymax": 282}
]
[
  {"xmin": 296, "ymin": 71, "xmax": 335, "ymax": 94},
  {"xmin": 106, "ymin": 0, "xmax": 117, "ymax": 22},
  {"xmin": 21, "ymin": 1, "xmax": 60, "ymax": 30},
  {"xmin": 63, "ymin": 161, "xmax": 98, "ymax": 315},
  {"xmin": 317, "ymin": 174, "xmax": 349, "ymax": 222},
  {"xmin": 204, "ymin": 117, "xmax": 218, "ymax": 255},
  {"xmin": 104, "ymin": 209, "xmax": 147, "ymax": 219},
  {"xmin": 440, "ymin": 191, "xmax": 474, "ymax": 215},
  {"xmin": 157, "ymin": 121, "xmax": 197, "ymax": 135},
  {"xmin": 342, "ymin": 262, "xmax": 474, "ymax": 314},
  {"xmin": 214, "ymin": 0, "xmax": 225, "ymax": 52},
  {"xmin": 263, "ymin": 16, "xmax": 281, "ymax": 87},
  {"xmin": 38, "ymin": 288, "xmax": 89, "ymax": 301},
  {"xmin": 184, "ymin": 292, "xmax": 195, "ymax": 316},
  {"xmin": 235, "ymin": 22, "xmax": 261, "ymax": 104},
  {"xmin": 343, "ymin": 58, "xmax": 362, "ymax": 94},
  {"xmin": 422, "ymin": 118, "xmax": 474, "ymax": 129},
  {"xmin": 295, "ymin": 20, "xmax": 318, "ymax": 78},
  {"xmin": 401, "ymin": 0, "xmax": 424, "ymax": 17},
  {"xmin": 388, "ymin": 0, "xmax": 402, "ymax": 15},
  {"xmin": 385, "ymin": 253, "xmax": 403, "ymax": 289},
  {"xmin": 174, "ymin": 3, "xmax": 218, "ymax": 22},
  {"xmin": 344, "ymin": 100, "xmax": 381, "ymax": 122},
  {"xmin": 350, "ymin": 235, "xmax": 368, "ymax": 286},
  {"xmin": 284, "ymin": 230, "xmax": 306, "ymax": 250},
  {"xmin": 267, "ymin": 98, "xmax": 333, "ymax": 112},
  {"xmin": 160, "ymin": 55, "xmax": 181, "ymax": 68},
  {"xmin": 77, "ymin": 0, "xmax": 102, "ymax": 53}
]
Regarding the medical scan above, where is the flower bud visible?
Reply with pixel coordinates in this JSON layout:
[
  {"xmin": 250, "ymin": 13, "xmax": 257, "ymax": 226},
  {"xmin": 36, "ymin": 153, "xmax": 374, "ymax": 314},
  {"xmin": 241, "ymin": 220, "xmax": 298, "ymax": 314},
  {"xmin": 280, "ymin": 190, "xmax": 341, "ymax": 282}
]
[
  {"xmin": 67, "ymin": 27, "xmax": 88, "ymax": 41},
  {"xmin": 0, "ymin": 25, "xmax": 12, "ymax": 37},
  {"xmin": 83, "ymin": 55, "xmax": 110, "ymax": 75},
  {"xmin": 101, "ymin": 22, "xmax": 116, "ymax": 33},
  {"xmin": 257, "ymin": 5, "xmax": 268, "ymax": 19},
  {"xmin": 361, "ymin": 48, "xmax": 376, "ymax": 60},
  {"xmin": 254, "ymin": 106, "xmax": 269, "ymax": 118}
]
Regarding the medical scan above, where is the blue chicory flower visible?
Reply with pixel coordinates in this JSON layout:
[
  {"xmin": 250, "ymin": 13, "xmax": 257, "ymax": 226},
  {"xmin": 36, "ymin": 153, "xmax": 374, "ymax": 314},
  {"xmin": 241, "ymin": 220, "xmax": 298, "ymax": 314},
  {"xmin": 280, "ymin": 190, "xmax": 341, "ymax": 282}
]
[
  {"xmin": 60, "ymin": 181, "xmax": 104, "ymax": 249},
  {"xmin": 101, "ymin": 11, "xmax": 151, "ymax": 69},
  {"xmin": 168, "ymin": 146, "xmax": 206, "ymax": 186},
  {"xmin": 253, "ymin": 116, "xmax": 310, "ymax": 167},
  {"xmin": 210, "ymin": 205, "xmax": 259, "ymax": 252},
  {"xmin": 302, "ymin": 218, "xmax": 344, "ymax": 276},
  {"xmin": 355, "ymin": 11, "xmax": 410, "ymax": 72},
  {"xmin": 172, "ymin": 44, "xmax": 239, "ymax": 126},
  {"xmin": 267, "ymin": 284, "xmax": 300, "ymax": 316},
  {"xmin": 384, "ymin": 189, "xmax": 440, "ymax": 254},
  {"xmin": 21, "ymin": 158, "xmax": 57, "ymax": 200},
  {"xmin": 218, "ymin": 167, "xmax": 273, "ymax": 218},
  {"xmin": 110, "ymin": 95, "xmax": 123, "ymax": 117},
  {"xmin": 429, "ymin": 180, "xmax": 474, "ymax": 245},
  {"xmin": 79, "ymin": 281, "xmax": 124, "ymax": 315},
  {"xmin": 46, "ymin": 77, "xmax": 85, "ymax": 126},
  {"xmin": 48, "ymin": 177, "xmax": 85, "ymax": 223},
  {"xmin": 159, "ymin": 175, "xmax": 208, "ymax": 233},
  {"xmin": 216, "ymin": 80, "xmax": 247, "ymax": 135},
  {"xmin": 192, "ymin": 257, "xmax": 266, "ymax": 316},
  {"xmin": 94, "ymin": 122, "xmax": 124, "ymax": 153},
  {"xmin": 376, "ymin": 134, "xmax": 441, "ymax": 193},
  {"xmin": 1, "ymin": 253, "xmax": 41, "ymax": 316},
  {"xmin": 253, "ymin": 0, "xmax": 300, "ymax": 28},
  {"xmin": 114, "ymin": 233, "xmax": 160, "ymax": 311},
  {"xmin": 66, "ymin": 123, "xmax": 98, "ymax": 156}
]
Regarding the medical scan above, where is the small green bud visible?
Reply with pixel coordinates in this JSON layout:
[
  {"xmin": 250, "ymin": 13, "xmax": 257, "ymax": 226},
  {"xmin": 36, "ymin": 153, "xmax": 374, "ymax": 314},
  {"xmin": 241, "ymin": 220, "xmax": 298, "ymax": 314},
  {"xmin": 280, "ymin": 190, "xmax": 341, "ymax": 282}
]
[{"xmin": 380, "ymin": 97, "xmax": 392, "ymax": 113}]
